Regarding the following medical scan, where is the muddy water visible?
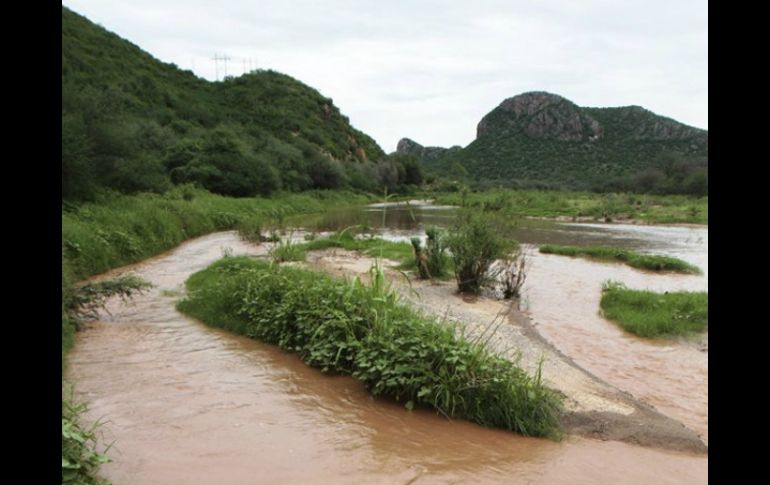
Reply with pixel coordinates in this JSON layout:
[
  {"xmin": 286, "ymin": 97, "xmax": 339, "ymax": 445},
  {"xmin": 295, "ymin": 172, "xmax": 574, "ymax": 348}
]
[
  {"xmin": 523, "ymin": 248, "xmax": 708, "ymax": 443},
  {"xmin": 302, "ymin": 204, "xmax": 709, "ymax": 442},
  {"xmin": 67, "ymin": 232, "xmax": 707, "ymax": 484}
]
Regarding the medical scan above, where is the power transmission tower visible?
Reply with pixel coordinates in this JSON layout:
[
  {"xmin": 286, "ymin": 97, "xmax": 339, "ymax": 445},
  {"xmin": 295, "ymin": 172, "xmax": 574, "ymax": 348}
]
[
  {"xmin": 221, "ymin": 54, "xmax": 231, "ymax": 79},
  {"xmin": 212, "ymin": 53, "xmax": 220, "ymax": 81}
]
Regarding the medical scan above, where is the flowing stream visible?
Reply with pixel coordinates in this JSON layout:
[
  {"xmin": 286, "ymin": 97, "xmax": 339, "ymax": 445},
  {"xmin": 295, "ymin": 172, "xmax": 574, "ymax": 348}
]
[{"xmin": 67, "ymin": 205, "xmax": 708, "ymax": 484}]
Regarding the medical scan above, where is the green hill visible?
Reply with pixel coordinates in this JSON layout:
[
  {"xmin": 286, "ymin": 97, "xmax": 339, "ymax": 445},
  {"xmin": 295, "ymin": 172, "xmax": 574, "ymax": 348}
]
[
  {"xmin": 399, "ymin": 92, "xmax": 707, "ymax": 194},
  {"xmin": 62, "ymin": 6, "xmax": 390, "ymax": 199}
]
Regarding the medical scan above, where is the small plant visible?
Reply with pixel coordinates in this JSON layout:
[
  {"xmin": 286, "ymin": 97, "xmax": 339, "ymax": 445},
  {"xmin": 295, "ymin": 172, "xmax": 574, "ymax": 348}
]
[
  {"xmin": 62, "ymin": 391, "xmax": 112, "ymax": 484},
  {"xmin": 500, "ymin": 249, "xmax": 527, "ymax": 299},
  {"xmin": 269, "ymin": 235, "xmax": 306, "ymax": 263},
  {"xmin": 411, "ymin": 227, "xmax": 449, "ymax": 279},
  {"xmin": 237, "ymin": 217, "xmax": 263, "ymax": 243}
]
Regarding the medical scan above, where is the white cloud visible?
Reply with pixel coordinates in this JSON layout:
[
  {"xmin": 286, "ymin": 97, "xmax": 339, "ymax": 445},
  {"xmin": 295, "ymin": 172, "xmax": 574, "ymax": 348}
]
[{"xmin": 63, "ymin": 0, "xmax": 707, "ymax": 151}]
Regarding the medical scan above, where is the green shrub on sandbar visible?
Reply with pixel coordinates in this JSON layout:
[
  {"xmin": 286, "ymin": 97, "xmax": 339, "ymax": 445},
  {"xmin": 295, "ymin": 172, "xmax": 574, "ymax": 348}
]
[
  {"xmin": 600, "ymin": 281, "xmax": 708, "ymax": 337},
  {"xmin": 540, "ymin": 244, "xmax": 701, "ymax": 274},
  {"xmin": 178, "ymin": 257, "xmax": 562, "ymax": 438}
]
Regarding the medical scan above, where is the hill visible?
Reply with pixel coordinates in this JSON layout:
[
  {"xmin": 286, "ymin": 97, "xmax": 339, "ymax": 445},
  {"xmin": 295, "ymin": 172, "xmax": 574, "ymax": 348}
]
[
  {"xmin": 398, "ymin": 92, "xmax": 707, "ymax": 193},
  {"xmin": 62, "ymin": 6, "xmax": 396, "ymax": 199}
]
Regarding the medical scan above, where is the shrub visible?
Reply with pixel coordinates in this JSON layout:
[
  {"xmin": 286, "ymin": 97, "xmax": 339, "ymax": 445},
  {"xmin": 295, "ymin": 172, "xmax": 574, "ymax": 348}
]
[{"xmin": 446, "ymin": 212, "xmax": 517, "ymax": 293}]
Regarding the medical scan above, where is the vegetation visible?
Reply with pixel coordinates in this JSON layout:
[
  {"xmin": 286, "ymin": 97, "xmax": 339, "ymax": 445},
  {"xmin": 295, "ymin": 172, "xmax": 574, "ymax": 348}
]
[
  {"xmin": 446, "ymin": 211, "xmax": 518, "ymax": 294},
  {"xmin": 432, "ymin": 189, "xmax": 708, "ymax": 225},
  {"xmin": 268, "ymin": 237, "xmax": 307, "ymax": 263},
  {"xmin": 500, "ymin": 249, "xmax": 528, "ymax": 299},
  {"xmin": 178, "ymin": 257, "xmax": 562, "ymax": 437},
  {"xmin": 600, "ymin": 281, "xmax": 708, "ymax": 337},
  {"xmin": 62, "ymin": 6, "xmax": 424, "ymax": 201},
  {"xmin": 298, "ymin": 229, "xmax": 415, "ymax": 266},
  {"xmin": 540, "ymin": 245, "xmax": 701, "ymax": 274},
  {"xmin": 62, "ymin": 394, "xmax": 111, "ymax": 485},
  {"xmin": 62, "ymin": 188, "xmax": 373, "ymax": 280},
  {"xmin": 411, "ymin": 227, "xmax": 450, "ymax": 279},
  {"xmin": 412, "ymin": 95, "xmax": 707, "ymax": 195}
]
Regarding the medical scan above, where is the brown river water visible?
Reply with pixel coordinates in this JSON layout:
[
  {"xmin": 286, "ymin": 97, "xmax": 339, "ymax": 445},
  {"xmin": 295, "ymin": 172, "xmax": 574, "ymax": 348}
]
[{"xmin": 67, "ymin": 211, "xmax": 708, "ymax": 483}]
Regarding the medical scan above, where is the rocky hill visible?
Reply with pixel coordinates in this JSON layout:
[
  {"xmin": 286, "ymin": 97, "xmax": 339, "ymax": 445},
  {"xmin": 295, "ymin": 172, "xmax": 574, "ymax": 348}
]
[{"xmin": 399, "ymin": 92, "xmax": 707, "ymax": 192}]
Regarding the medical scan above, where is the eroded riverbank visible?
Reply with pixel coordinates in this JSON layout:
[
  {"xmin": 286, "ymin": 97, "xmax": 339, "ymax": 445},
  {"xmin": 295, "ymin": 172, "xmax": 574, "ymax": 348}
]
[{"xmin": 67, "ymin": 231, "xmax": 707, "ymax": 483}]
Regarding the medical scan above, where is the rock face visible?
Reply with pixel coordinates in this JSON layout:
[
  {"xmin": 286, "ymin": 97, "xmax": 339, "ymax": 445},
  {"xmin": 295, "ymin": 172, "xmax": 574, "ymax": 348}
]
[
  {"xmin": 477, "ymin": 92, "xmax": 603, "ymax": 141},
  {"xmin": 395, "ymin": 137, "xmax": 461, "ymax": 160}
]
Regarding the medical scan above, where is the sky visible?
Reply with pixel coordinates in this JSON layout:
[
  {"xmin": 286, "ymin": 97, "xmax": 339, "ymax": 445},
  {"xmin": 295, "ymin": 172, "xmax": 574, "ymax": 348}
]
[{"xmin": 63, "ymin": 0, "xmax": 708, "ymax": 152}]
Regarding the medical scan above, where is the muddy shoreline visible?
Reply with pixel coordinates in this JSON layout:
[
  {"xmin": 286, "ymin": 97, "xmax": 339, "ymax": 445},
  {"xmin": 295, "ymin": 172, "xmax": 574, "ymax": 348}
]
[{"xmin": 304, "ymin": 248, "xmax": 707, "ymax": 454}]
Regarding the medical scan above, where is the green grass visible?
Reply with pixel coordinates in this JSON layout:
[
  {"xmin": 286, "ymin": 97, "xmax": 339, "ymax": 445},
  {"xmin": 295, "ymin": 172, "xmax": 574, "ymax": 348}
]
[
  {"xmin": 178, "ymin": 257, "xmax": 563, "ymax": 438},
  {"xmin": 298, "ymin": 230, "xmax": 416, "ymax": 267},
  {"xmin": 600, "ymin": 281, "xmax": 708, "ymax": 337},
  {"xmin": 432, "ymin": 189, "xmax": 708, "ymax": 225},
  {"xmin": 539, "ymin": 244, "xmax": 701, "ymax": 274},
  {"xmin": 269, "ymin": 238, "xmax": 307, "ymax": 263},
  {"xmin": 62, "ymin": 188, "xmax": 374, "ymax": 280}
]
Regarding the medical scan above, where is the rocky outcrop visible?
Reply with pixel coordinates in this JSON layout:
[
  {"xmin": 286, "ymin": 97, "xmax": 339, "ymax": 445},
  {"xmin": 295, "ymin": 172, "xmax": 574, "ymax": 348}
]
[
  {"xmin": 477, "ymin": 92, "xmax": 603, "ymax": 141},
  {"xmin": 395, "ymin": 138, "xmax": 461, "ymax": 160}
]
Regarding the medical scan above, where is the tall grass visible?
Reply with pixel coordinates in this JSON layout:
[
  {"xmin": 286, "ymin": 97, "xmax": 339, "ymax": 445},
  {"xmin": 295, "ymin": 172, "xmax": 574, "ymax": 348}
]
[
  {"xmin": 62, "ymin": 188, "xmax": 374, "ymax": 280},
  {"xmin": 178, "ymin": 257, "xmax": 562, "ymax": 438},
  {"xmin": 600, "ymin": 281, "xmax": 708, "ymax": 337},
  {"xmin": 540, "ymin": 244, "xmax": 701, "ymax": 274}
]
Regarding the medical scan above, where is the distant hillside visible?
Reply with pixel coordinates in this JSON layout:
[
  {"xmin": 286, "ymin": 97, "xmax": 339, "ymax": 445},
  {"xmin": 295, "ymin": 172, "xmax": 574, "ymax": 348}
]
[
  {"xmin": 398, "ymin": 92, "xmax": 707, "ymax": 194},
  {"xmin": 62, "ymin": 6, "xmax": 398, "ymax": 199}
]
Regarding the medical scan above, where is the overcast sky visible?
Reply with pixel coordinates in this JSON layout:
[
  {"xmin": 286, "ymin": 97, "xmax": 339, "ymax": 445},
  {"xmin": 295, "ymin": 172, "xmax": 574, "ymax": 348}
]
[{"xmin": 63, "ymin": 0, "xmax": 708, "ymax": 152}]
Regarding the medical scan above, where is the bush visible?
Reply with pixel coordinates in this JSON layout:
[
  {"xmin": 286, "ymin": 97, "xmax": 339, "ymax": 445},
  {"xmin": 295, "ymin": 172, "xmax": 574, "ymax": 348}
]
[{"xmin": 446, "ymin": 211, "xmax": 517, "ymax": 293}]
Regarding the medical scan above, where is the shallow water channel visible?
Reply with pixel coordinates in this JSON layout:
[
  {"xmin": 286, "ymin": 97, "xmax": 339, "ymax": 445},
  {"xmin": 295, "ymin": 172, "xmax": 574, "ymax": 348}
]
[
  {"xmin": 308, "ymin": 203, "xmax": 708, "ymax": 442},
  {"xmin": 67, "ymin": 204, "xmax": 708, "ymax": 484}
]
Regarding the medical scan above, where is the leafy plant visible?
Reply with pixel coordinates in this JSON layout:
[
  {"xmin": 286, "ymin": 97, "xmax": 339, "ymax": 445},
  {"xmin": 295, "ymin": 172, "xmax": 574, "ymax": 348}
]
[
  {"xmin": 62, "ymin": 392, "xmax": 112, "ymax": 484},
  {"xmin": 446, "ymin": 211, "xmax": 517, "ymax": 293}
]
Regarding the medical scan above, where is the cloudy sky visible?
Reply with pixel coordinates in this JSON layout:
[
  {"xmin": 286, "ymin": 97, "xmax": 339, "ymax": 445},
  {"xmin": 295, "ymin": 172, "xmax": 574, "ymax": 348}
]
[{"xmin": 63, "ymin": 0, "xmax": 708, "ymax": 152}]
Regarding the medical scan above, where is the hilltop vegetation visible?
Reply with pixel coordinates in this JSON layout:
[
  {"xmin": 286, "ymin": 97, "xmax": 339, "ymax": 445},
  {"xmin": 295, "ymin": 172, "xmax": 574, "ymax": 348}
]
[
  {"xmin": 62, "ymin": 6, "xmax": 424, "ymax": 200},
  {"xmin": 401, "ymin": 92, "xmax": 707, "ymax": 195}
]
